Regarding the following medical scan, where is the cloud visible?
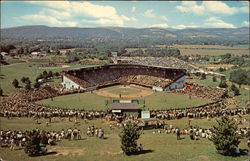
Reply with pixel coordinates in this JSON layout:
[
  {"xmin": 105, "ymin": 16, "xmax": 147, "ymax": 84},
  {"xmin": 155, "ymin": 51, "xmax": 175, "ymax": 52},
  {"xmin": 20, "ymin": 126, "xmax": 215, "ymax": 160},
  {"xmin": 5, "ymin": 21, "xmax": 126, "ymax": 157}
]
[
  {"xmin": 176, "ymin": 2, "xmax": 205, "ymax": 15},
  {"xmin": 176, "ymin": 1, "xmax": 249, "ymax": 15},
  {"xmin": 202, "ymin": 1, "xmax": 237, "ymax": 15},
  {"xmin": 40, "ymin": 9, "xmax": 71, "ymax": 19},
  {"xmin": 22, "ymin": 1, "xmax": 136, "ymax": 27},
  {"xmin": 161, "ymin": 16, "xmax": 168, "ymax": 21},
  {"xmin": 144, "ymin": 9, "xmax": 156, "ymax": 18},
  {"xmin": 204, "ymin": 17, "xmax": 236, "ymax": 28},
  {"xmin": 19, "ymin": 14, "xmax": 77, "ymax": 27},
  {"xmin": 173, "ymin": 25, "xmax": 199, "ymax": 29},
  {"xmin": 241, "ymin": 21, "xmax": 249, "ymax": 27},
  {"xmin": 27, "ymin": 1, "xmax": 70, "ymax": 9},
  {"xmin": 131, "ymin": 6, "xmax": 136, "ymax": 13},
  {"xmin": 150, "ymin": 23, "xmax": 168, "ymax": 28}
]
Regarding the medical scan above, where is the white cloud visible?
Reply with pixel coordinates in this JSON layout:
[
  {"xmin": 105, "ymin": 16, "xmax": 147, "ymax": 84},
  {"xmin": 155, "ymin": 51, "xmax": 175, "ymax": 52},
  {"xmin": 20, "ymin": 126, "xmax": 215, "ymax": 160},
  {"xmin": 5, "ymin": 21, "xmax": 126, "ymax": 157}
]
[
  {"xmin": 161, "ymin": 16, "xmax": 168, "ymax": 21},
  {"xmin": 202, "ymin": 1, "xmax": 237, "ymax": 15},
  {"xmin": 40, "ymin": 9, "xmax": 71, "ymax": 19},
  {"xmin": 27, "ymin": 1, "xmax": 70, "ymax": 9},
  {"xmin": 241, "ymin": 21, "xmax": 249, "ymax": 27},
  {"xmin": 144, "ymin": 9, "xmax": 156, "ymax": 18},
  {"xmin": 82, "ymin": 19, "xmax": 123, "ymax": 26},
  {"xmin": 238, "ymin": 6, "xmax": 249, "ymax": 13},
  {"xmin": 173, "ymin": 25, "xmax": 199, "ymax": 29},
  {"xmin": 150, "ymin": 23, "xmax": 168, "ymax": 28},
  {"xmin": 121, "ymin": 15, "xmax": 136, "ymax": 22},
  {"xmin": 131, "ymin": 6, "xmax": 136, "ymax": 13},
  {"xmin": 176, "ymin": 2, "xmax": 205, "ymax": 15},
  {"xmin": 204, "ymin": 17, "xmax": 236, "ymax": 28},
  {"xmin": 176, "ymin": 1, "xmax": 248, "ymax": 15},
  {"xmin": 22, "ymin": 1, "xmax": 136, "ymax": 26},
  {"xmin": 19, "ymin": 14, "xmax": 77, "ymax": 27}
]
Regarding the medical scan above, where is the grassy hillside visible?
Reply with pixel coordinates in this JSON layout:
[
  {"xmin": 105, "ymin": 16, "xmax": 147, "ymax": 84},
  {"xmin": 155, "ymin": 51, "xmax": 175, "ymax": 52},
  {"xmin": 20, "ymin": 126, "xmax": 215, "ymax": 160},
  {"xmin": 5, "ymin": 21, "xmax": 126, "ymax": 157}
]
[
  {"xmin": 0, "ymin": 116, "xmax": 248, "ymax": 161},
  {"xmin": 0, "ymin": 61, "xmax": 84, "ymax": 95}
]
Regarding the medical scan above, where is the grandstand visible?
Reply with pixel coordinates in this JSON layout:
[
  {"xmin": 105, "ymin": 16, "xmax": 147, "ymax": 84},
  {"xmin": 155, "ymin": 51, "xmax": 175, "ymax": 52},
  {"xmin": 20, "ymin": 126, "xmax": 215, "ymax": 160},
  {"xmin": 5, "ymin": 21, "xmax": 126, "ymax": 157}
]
[{"xmin": 62, "ymin": 64, "xmax": 187, "ymax": 92}]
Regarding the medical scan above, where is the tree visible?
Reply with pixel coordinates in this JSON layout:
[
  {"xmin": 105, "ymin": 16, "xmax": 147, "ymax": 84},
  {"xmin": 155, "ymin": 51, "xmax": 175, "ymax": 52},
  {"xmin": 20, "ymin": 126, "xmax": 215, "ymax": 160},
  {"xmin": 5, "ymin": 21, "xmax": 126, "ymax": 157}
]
[
  {"xmin": 201, "ymin": 73, "xmax": 206, "ymax": 80},
  {"xmin": 25, "ymin": 82, "xmax": 32, "ymax": 90},
  {"xmin": 21, "ymin": 77, "xmax": 27, "ymax": 83},
  {"xmin": 0, "ymin": 88, "xmax": 3, "ymax": 96},
  {"xmin": 12, "ymin": 79, "xmax": 19, "ymax": 88},
  {"xmin": 210, "ymin": 116, "xmax": 241, "ymax": 156},
  {"xmin": 230, "ymin": 84, "xmax": 240, "ymax": 96},
  {"xmin": 48, "ymin": 71, "xmax": 53, "ymax": 78},
  {"xmin": 219, "ymin": 80, "xmax": 228, "ymax": 88},
  {"xmin": 34, "ymin": 82, "xmax": 41, "ymax": 89},
  {"xmin": 21, "ymin": 77, "xmax": 31, "ymax": 84},
  {"xmin": 42, "ymin": 71, "xmax": 48, "ymax": 79},
  {"xmin": 24, "ymin": 131, "xmax": 44, "ymax": 156},
  {"xmin": 233, "ymin": 87, "xmax": 240, "ymax": 96},
  {"xmin": 119, "ymin": 121, "xmax": 141, "ymax": 155},
  {"xmin": 229, "ymin": 69, "xmax": 250, "ymax": 87},
  {"xmin": 230, "ymin": 84, "xmax": 237, "ymax": 91},
  {"xmin": 212, "ymin": 76, "xmax": 217, "ymax": 82}
]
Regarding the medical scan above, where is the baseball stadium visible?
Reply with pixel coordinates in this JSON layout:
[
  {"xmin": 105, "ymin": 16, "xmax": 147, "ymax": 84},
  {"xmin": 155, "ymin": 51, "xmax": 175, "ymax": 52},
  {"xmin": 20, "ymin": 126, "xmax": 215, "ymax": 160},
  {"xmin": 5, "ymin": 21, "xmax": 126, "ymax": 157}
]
[{"xmin": 1, "ymin": 58, "xmax": 249, "ymax": 161}]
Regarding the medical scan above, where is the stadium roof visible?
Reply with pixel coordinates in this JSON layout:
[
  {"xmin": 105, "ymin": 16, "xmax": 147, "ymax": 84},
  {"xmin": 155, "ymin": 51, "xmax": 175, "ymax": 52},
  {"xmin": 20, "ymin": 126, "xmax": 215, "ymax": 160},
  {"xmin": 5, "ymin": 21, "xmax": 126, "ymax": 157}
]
[
  {"xmin": 112, "ymin": 102, "xmax": 140, "ymax": 110},
  {"xmin": 63, "ymin": 63, "xmax": 187, "ymax": 73}
]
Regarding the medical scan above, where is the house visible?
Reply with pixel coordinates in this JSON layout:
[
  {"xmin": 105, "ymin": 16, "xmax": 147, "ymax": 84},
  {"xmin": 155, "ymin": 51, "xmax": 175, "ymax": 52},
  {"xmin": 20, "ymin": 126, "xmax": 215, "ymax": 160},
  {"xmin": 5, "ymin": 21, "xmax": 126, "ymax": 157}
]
[
  {"xmin": 111, "ymin": 102, "xmax": 141, "ymax": 116},
  {"xmin": 9, "ymin": 49, "xmax": 19, "ymax": 56},
  {"xmin": 1, "ymin": 52, "xmax": 9, "ymax": 56},
  {"xmin": 111, "ymin": 52, "xmax": 118, "ymax": 57},
  {"xmin": 31, "ymin": 51, "xmax": 47, "ymax": 56}
]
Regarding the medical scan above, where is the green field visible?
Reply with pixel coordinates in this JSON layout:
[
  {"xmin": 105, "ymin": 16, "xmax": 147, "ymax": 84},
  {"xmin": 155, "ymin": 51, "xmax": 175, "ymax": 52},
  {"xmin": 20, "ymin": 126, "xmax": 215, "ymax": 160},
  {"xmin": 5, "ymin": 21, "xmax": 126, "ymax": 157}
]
[
  {"xmin": 188, "ymin": 76, "xmax": 249, "ymax": 108},
  {"xmin": 144, "ymin": 92, "xmax": 210, "ymax": 110},
  {"xmin": 37, "ymin": 89, "xmax": 211, "ymax": 110},
  {"xmin": 0, "ymin": 61, "xmax": 86, "ymax": 95},
  {"xmin": 172, "ymin": 44, "xmax": 249, "ymax": 56},
  {"xmin": 0, "ymin": 117, "xmax": 248, "ymax": 161}
]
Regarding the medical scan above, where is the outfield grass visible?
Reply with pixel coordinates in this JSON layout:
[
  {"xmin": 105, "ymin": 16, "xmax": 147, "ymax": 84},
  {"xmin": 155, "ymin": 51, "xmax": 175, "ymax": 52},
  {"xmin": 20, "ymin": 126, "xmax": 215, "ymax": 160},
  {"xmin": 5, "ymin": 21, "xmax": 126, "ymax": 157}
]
[
  {"xmin": 37, "ymin": 89, "xmax": 211, "ymax": 111},
  {"xmin": 0, "ymin": 117, "xmax": 248, "ymax": 161}
]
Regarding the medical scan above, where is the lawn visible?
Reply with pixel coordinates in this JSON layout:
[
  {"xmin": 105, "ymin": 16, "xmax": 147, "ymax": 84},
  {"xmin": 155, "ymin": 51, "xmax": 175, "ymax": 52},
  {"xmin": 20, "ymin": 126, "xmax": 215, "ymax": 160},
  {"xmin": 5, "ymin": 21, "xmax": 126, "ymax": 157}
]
[
  {"xmin": 188, "ymin": 76, "xmax": 249, "ymax": 108},
  {"xmin": 144, "ymin": 92, "xmax": 211, "ymax": 110},
  {"xmin": 37, "ymin": 92, "xmax": 109, "ymax": 111},
  {"xmin": 0, "ymin": 117, "xmax": 248, "ymax": 161},
  {"xmin": 0, "ymin": 62, "xmax": 86, "ymax": 95},
  {"xmin": 171, "ymin": 44, "xmax": 249, "ymax": 56},
  {"xmin": 36, "ymin": 90, "xmax": 211, "ymax": 111}
]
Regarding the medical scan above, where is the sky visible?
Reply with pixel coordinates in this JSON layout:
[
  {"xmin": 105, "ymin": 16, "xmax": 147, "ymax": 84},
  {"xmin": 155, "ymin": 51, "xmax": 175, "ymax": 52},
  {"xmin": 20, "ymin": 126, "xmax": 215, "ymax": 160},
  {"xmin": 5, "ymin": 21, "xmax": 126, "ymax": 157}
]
[{"xmin": 1, "ymin": 1, "xmax": 249, "ymax": 29}]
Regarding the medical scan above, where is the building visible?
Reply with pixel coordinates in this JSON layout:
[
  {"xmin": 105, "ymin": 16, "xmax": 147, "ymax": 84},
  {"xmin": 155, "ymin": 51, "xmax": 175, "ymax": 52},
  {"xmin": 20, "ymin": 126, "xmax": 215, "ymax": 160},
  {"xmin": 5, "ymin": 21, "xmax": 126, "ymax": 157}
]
[
  {"xmin": 62, "ymin": 64, "xmax": 187, "ymax": 92},
  {"xmin": 111, "ymin": 102, "xmax": 141, "ymax": 116}
]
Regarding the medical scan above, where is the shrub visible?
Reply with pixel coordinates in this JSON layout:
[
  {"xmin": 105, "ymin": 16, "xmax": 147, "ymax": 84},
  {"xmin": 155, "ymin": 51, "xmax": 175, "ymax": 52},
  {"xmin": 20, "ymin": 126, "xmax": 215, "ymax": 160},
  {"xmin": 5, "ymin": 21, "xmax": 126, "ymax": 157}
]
[
  {"xmin": 210, "ymin": 116, "xmax": 240, "ymax": 156},
  {"xmin": 119, "ymin": 121, "xmax": 141, "ymax": 155},
  {"xmin": 12, "ymin": 79, "xmax": 19, "ymax": 88}
]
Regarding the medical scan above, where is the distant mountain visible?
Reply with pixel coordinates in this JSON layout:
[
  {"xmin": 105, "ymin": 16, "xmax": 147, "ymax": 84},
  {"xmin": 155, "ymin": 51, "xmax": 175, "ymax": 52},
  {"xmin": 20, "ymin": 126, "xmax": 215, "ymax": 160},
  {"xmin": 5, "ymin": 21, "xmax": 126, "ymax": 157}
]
[{"xmin": 1, "ymin": 25, "xmax": 249, "ymax": 42}]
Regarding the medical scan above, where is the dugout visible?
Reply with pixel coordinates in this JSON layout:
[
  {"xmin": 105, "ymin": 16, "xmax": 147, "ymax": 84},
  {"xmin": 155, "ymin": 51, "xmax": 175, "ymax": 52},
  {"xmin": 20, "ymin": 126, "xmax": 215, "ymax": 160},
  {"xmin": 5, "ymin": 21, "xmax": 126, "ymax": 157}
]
[{"xmin": 111, "ymin": 102, "xmax": 141, "ymax": 117}]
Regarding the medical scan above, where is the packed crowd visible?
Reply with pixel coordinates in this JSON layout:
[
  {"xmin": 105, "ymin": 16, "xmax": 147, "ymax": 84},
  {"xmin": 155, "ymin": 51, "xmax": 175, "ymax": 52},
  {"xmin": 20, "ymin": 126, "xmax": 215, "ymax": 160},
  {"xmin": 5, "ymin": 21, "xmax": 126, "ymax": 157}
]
[
  {"xmin": 111, "ymin": 56, "xmax": 197, "ymax": 72},
  {"xmin": 152, "ymin": 124, "xmax": 249, "ymax": 140},
  {"xmin": 0, "ymin": 125, "xmax": 107, "ymax": 150},
  {"xmin": 151, "ymin": 100, "xmax": 250, "ymax": 120},
  {"xmin": 64, "ymin": 64, "xmax": 185, "ymax": 88},
  {"xmin": 170, "ymin": 84, "xmax": 228, "ymax": 101},
  {"xmin": 0, "ymin": 85, "xmax": 249, "ymax": 123}
]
